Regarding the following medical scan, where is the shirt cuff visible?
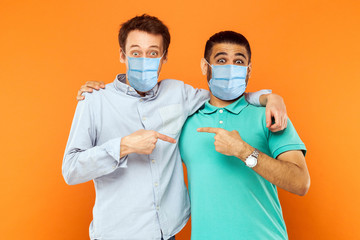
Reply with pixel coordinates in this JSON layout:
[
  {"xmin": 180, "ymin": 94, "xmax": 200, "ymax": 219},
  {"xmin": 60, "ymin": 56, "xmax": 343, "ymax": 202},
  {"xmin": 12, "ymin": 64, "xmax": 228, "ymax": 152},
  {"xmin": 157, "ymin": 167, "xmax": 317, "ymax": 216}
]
[
  {"xmin": 272, "ymin": 144, "xmax": 307, "ymax": 159},
  {"xmin": 246, "ymin": 89, "xmax": 272, "ymax": 106},
  {"xmin": 103, "ymin": 137, "xmax": 128, "ymax": 168}
]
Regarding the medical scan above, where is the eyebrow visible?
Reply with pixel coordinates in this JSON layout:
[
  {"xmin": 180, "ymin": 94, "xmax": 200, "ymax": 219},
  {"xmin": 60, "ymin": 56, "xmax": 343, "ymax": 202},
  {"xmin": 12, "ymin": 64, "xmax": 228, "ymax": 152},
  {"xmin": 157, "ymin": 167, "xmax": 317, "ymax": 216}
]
[
  {"xmin": 235, "ymin": 52, "xmax": 247, "ymax": 60},
  {"xmin": 129, "ymin": 44, "xmax": 140, "ymax": 48},
  {"xmin": 129, "ymin": 45, "xmax": 160, "ymax": 49},
  {"xmin": 214, "ymin": 52, "xmax": 247, "ymax": 60},
  {"xmin": 214, "ymin": 52, "xmax": 228, "ymax": 58}
]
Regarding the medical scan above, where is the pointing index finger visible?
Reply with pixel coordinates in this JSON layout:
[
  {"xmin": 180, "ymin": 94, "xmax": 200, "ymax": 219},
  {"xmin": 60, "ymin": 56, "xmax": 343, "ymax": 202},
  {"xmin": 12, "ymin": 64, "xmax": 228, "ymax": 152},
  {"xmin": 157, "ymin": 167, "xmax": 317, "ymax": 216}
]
[
  {"xmin": 197, "ymin": 127, "xmax": 220, "ymax": 134},
  {"xmin": 156, "ymin": 133, "xmax": 176, "ymax": 143}
]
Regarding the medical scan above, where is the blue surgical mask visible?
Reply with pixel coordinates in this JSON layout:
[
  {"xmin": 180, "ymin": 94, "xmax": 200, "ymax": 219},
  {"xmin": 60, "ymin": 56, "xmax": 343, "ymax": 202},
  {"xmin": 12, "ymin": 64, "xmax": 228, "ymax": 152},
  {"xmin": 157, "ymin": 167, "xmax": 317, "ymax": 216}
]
[
  {"xmin": 124, "ymin": 51, "xmax": 165, "ymax": 92},
  {"xmin": 207, "ymin": 62, "xmax": 248, "ymax": 101}
]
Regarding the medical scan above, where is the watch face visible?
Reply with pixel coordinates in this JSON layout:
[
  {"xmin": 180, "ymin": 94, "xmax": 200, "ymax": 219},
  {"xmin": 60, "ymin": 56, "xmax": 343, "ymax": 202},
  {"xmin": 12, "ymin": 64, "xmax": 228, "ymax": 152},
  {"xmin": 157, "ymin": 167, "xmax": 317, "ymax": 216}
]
[{"xmin": 246, "ymin": 156, "xmax": 257, "ymax": 168}]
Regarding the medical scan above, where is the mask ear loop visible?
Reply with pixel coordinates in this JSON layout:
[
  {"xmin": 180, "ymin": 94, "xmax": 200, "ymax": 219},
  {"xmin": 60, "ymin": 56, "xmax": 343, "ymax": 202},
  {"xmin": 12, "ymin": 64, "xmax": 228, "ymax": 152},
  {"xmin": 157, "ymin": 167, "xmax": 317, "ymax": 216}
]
[
  {"xmin": 203, "ymin": 58, "xmax": 213, "ymax": 69},
  {"xmin": 203, "ymin": 58, "xmax": 214, "ymax": 90},
  {"xmin": 159, "ymin": 50, "xmax": 167, "ymax": 60},
  {"xmin": 121, "ymin": 49, "xmax": 129, "ymax": 63}
]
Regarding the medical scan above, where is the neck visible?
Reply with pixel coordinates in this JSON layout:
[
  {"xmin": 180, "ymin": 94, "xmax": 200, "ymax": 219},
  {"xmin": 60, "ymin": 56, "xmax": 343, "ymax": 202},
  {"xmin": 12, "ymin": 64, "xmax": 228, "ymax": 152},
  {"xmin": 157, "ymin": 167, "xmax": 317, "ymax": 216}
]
[
  {"xmin": 126, "ymin": 76, "xmax": 146, "ymax": 97},
  {"xmin": 209, "ymin": 93, "xmax": 243, "ymax": 108}
]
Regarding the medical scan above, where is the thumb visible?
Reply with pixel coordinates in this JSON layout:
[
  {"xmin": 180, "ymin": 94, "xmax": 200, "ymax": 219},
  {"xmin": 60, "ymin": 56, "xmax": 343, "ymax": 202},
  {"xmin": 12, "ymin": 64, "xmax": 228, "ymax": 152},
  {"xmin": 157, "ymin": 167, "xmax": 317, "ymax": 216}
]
[{"xmin": 266, "ymin": 109, "xmax": 272, "ymax": 128}]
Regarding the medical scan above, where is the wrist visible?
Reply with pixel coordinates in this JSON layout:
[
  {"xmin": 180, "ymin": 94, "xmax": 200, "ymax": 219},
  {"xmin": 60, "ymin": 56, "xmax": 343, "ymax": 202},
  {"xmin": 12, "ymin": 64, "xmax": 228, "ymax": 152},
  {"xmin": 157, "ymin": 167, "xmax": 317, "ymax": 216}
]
[
  {"xmin": 267, "ymin": 93, "xmax": 283, "ymax": 105},
  {"xmin": 235, "ymin": 141, "xmax": 254, "ymax": 161},
  {"xmin": 120, "ymin": 136, "xmax": 132, "ymax": 158},
  {"xmin": 259, "ymin": 93, "xmax": 270, "ymax": 106}
]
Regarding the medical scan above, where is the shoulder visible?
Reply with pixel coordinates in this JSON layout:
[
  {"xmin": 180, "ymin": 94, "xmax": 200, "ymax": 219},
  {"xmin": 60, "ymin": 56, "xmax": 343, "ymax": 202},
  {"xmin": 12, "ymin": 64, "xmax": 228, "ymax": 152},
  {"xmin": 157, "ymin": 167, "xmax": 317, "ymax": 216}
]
[
  {"xmin": 80, "ymin": 82, "xmax": 116, "ymax": 105},
  {"xmin": 243, "ymin": 103, "xmax": 269, "ymax": 132},
  {"xmin": 159, "ymin": 79, "xmax": 186, "ymax": 88},
  {"xmin": 244, "ymin": 103, "xmax": 266, "ymax": 118},
  {"xmin": 157, "ymin": 79, "xmax": 188, "ymax": 99}
]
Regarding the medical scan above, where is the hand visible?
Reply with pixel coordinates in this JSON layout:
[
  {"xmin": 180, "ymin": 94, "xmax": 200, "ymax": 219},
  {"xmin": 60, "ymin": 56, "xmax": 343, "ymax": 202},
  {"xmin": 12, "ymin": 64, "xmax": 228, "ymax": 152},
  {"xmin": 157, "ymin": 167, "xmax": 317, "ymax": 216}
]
[
  {"xmin": 120, "ymin": 130, "xmax": 176, "ymax": 157},
  {"xmin": 197, "ymin": 127, "xmax": 253, "ymax": 160},
  {"xmin": 77, "ymin": 81, "xmax": 106, "ymax": 101},
  {"xmin": 264, "ymin": 94, "xmax": 288, "ymax": 132}
]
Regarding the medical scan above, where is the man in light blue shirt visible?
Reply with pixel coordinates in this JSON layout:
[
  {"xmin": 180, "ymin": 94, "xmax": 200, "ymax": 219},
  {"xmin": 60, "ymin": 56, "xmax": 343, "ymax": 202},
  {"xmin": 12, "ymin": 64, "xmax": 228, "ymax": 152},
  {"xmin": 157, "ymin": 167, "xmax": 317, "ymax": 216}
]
[{"xmin": 64, "ymin": 15, "xmax": 288, "ymax": 240}]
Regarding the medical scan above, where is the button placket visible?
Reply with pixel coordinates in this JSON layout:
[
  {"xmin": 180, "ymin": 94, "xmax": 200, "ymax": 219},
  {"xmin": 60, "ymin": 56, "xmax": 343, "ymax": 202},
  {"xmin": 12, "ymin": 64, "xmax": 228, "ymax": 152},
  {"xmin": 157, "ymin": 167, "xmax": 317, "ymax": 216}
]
[
  {"xmin": 218, "ymin": 108, "xmax": 225, "ymax": 126},
  {"xmin": 138, "ymin": 98, "xmax": 148, "ymax": 129},
  {"xmin": 149, "ymin": 152, "xmax": 161, "ymax": 214}
]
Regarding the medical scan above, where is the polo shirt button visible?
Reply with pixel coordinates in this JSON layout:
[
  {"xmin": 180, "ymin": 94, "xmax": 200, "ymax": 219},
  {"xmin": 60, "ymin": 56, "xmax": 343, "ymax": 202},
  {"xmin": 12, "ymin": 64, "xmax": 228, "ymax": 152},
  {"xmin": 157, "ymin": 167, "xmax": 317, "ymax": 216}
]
[
  {"xmin": 219, "ymin": 120, "xmax": 223, "ymax": 124},
  {"xmin": 142, "ymin": 117, "xmax": 146, "ymax": 121},
  {"xmin": 219, "ymin": 109, "xmax": 223, "ymax": 113},
  {"xmin": 140, "ymin": 99, "xmax": 143, "ymax": 102},
  {"xmin": 152, "ymin": 159, "xmax": 156, "ymax": 163}
]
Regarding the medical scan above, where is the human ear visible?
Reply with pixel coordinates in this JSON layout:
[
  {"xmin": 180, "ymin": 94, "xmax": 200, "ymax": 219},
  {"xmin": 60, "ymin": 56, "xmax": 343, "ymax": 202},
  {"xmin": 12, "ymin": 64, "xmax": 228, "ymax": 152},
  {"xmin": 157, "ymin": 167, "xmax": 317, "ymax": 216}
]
[
  {"xmin": 162, "ymin": 53, "xmax": 167, "ymax": 64},
  {"xmin": 120, "ymin": 49, "xmax": 126, "ymax": 63},
  {"xmin": 201, "ymin": 58, "xmax": 209, "ymax": 75},
  {"xmin": 247, "ymin": 63, "xmax": 252, "ymax": 79}
]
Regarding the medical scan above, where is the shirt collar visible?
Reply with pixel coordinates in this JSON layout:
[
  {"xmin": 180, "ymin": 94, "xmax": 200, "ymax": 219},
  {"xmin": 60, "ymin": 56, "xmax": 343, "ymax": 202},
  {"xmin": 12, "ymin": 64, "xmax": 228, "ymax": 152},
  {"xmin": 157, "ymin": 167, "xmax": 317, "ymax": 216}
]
[
  {"xmin": 113, "ymin": 74, "xmax": 159, "ymax": 98},
  {"xmin": 200, "ymin": 95, "xmax": 249, "ymax": 115}
]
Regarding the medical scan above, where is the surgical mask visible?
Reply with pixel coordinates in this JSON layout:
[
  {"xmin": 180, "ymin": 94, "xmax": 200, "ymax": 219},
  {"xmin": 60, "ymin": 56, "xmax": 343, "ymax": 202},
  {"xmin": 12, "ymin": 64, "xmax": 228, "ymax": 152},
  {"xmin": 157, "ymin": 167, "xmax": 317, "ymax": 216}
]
[
  {"xmin": 124, "ymin": 51, "xmax": 165, "ymax": 92},
  {"xmin": 207, "ymin": 61, "xmax": 248, "ymax": 101}
]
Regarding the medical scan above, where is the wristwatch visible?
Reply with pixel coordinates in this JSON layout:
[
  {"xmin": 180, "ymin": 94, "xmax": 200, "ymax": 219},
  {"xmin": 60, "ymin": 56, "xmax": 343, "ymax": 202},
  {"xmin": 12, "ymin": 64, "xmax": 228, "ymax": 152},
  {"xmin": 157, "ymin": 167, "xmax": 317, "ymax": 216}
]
[{"xmin": 245, "ymin": 149, "xmax": 259, "ymax": 168}]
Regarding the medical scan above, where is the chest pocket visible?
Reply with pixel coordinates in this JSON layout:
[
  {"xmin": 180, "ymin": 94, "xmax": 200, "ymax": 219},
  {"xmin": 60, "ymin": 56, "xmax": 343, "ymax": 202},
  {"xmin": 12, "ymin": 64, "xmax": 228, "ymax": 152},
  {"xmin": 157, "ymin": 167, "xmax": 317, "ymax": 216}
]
[{"xmin": 158, "ymin": 104, "xmax": 185, "ymax": 135}]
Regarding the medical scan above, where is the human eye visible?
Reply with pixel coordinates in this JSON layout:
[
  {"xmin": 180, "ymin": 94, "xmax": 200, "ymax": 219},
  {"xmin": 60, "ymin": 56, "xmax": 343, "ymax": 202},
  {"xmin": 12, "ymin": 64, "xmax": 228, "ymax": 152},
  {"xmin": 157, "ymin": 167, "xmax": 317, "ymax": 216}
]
[
  {"xmin": 217, "ymin": 58, "xmax": 226, "ymax": 64},
  {"xmin": 131, "ymin": 51, "xmax": 141, "ymax": 57},
  {"xmin": 235, "ymin": 59, "xmax": 244, "ymax": 65},
  {"xmin": 148, "ymin": 51, "xmax": 159, "ymax": 58}
]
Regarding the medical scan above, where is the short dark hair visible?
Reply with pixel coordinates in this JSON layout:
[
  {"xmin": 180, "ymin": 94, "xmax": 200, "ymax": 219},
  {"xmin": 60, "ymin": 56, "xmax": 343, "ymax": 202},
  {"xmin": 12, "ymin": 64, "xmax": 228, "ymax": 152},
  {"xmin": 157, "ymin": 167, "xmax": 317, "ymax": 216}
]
[
  {"xmin": 204, "ymin": 31, "xmax": 251, "ymax": 63},
  {"xmin": 118, "ymin": 14, "xmax": 170, "ymax": 55}
]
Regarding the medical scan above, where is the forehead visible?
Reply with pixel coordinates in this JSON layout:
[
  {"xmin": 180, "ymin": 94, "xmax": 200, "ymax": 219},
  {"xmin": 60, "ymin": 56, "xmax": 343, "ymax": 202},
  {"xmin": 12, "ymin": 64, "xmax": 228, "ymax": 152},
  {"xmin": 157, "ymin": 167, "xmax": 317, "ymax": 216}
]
[
  {"xmin": 210, "ymin": 43, "xmax": 249, "ymax": 59},
  {"xmin": 125, "ymin": 30, "xmax": 163, "ymax": 50}
]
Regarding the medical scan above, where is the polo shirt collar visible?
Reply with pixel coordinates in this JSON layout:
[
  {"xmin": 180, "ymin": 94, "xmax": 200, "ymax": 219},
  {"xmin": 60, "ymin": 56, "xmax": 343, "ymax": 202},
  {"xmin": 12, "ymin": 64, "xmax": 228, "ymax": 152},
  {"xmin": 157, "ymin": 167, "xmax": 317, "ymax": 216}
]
[
  {"xmin": 201, "ymin": 101, "xmax": 218, "ymax": 114},
  {"xmin": 201, "ymin": 95, "xmax": 249, "ymax": 115},
  {"xmin": 114, "ymin": 74, "xmax": 159, "ymax": 98}
]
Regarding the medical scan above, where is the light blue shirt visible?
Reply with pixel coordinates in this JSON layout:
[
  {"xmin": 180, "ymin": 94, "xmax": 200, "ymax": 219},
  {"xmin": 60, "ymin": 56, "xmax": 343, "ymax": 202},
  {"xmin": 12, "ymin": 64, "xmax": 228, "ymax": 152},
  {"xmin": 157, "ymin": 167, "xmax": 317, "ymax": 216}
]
[{"xmin": 62, "ymin": 74, "xmax": 267, "ymax": 240}]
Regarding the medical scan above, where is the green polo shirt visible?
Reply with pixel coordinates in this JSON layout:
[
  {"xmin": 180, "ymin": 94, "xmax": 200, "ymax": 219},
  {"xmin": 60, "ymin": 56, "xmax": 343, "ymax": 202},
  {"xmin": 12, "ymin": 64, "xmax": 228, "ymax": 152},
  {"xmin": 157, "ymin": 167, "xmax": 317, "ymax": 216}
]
[{"xmin": 179, "ymin": 96, "xmax": 306, "ymax": 240}]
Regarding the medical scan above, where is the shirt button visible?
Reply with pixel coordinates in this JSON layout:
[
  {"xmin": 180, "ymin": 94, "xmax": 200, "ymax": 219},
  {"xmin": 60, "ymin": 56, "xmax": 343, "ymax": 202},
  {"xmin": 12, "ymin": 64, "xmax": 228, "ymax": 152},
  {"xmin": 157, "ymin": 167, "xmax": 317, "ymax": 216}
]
[
  {"xmin": 142, "ymin": 117, "xmax": 146, "ymax": 121},
  {"xmin": 152, "ymin": 159, "xmax": 156, "ymax": 163},
  {"xmin": 140, "ymin": 99, "xmax": 143, "ymax": 102},
  {"xmin": 154, "ymin": 182, "xmax": 158, "ymax": 187},
  {"xmin": 156, "ymin": 206, "xmax": 160, "ymax": 210},
  {"xmin": 219, "ymin": 120, "xmax": 223, "ymax": 124},
  {"xmin": 219, "ymin": 109, "xmax": 223, "ymax": 113}
]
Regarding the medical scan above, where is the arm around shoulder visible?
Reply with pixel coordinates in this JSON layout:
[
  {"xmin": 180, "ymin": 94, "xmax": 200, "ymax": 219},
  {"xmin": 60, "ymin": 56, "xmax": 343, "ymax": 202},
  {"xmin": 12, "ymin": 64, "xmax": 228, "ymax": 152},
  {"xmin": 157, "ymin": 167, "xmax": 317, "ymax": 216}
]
[{"xmin": 183, "ymin": 83, "xmax": 210, "ymax": 116}]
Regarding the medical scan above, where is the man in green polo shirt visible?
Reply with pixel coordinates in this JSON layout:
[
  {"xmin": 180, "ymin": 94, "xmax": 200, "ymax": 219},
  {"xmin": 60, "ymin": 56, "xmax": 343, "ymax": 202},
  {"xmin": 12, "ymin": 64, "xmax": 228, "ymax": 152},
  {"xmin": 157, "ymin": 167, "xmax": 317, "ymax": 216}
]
[{"xmin": 179, "ymin": 31, "xmax": 310, "ymax": 239}]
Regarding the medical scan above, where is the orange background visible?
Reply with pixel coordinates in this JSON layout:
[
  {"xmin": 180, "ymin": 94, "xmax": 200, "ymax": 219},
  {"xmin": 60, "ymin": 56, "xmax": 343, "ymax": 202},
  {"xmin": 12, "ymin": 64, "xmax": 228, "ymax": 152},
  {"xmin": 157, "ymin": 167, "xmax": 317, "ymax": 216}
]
[{"xmin": 1, "ymin": 0, "xmax": 360, "ymax": 239}]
